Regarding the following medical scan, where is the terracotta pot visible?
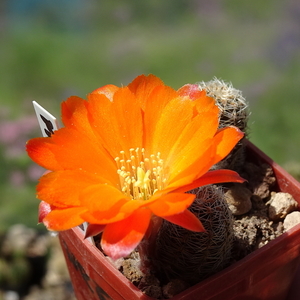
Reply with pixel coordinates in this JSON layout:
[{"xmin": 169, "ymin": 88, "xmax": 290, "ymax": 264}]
[{"xmin": 59, "ymin": 141, "xmax": 300, "ymax": 300}]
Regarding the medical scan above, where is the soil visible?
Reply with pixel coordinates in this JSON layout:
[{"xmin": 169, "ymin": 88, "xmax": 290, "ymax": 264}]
[
  {"xmin": 230, "ymin": 162, "xmax": 283, "ymax": 261},
  {"xmin": 94, "ymin": 148, "xmax": 298, "ymax": 299}
]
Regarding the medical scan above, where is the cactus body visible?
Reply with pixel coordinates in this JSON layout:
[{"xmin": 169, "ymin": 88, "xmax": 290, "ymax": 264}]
[
  {"xmin": 198, "ymin": 78, "xmax": 249, "ymax": 171},
  {"xmin": 154, "ymin": 186, "xmax": 233, "ymax": 285}
]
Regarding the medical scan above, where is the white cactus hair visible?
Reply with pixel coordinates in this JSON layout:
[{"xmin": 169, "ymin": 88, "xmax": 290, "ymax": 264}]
[
  {"xmin": 197, "ymin": 77, "xmax": 249, "ymax": 171},
  {"xmin": 197, "ymin": 77, "xmax": 249, "ymax": 132}
]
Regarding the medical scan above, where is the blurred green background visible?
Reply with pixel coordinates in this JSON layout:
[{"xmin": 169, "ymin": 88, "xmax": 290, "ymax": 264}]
[{"xmin": 1, "ymin": 0, "xmax": 300, "ymax": 232}]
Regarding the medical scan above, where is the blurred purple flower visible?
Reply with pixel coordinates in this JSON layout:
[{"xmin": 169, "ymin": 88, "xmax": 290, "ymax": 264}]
[
  {"xmin": 0, "ymin": 115, "xmax": 38, "ymax": 158},
  {"xmin": 0, "ymin": 115, "xmax": 37, "ymax": 144},
  {"xmin": 27, "ymin": 164, "xmax": 44, "ymax": 181},
  {"xmin": 9, "ymin": 170, "xmax": 25, "ymax": 187},
  {"xmin": 0, "ymin": 113, "xmax": 43, "ymax": 185}
]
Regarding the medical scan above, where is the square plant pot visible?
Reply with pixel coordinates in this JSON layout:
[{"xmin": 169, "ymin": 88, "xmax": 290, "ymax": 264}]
[{"xmin": 59, "ymin": 140, "xmax": 300, "ymax": 300}]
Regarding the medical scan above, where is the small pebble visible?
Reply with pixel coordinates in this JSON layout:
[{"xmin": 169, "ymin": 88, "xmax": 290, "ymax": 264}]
[
  {"xmin": 225, "ymin": 184, "xmax": 252, "ymax": 215},
  {"xmin": 268, "ymin": 192, "xmax": 298, "ymax": 222},
  {"xmin": 284, "ymin": 211, "xmax": 300, "ymax": 231}
]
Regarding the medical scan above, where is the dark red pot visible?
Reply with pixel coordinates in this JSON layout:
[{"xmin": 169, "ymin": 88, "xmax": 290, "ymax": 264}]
[{"xmin": 59, "ymin": 141, "xmax": 300, "ymax": 300}]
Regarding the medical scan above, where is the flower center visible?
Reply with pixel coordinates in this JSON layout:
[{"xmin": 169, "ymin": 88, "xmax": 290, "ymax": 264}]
[{"xmin": 115, "ymin": 148, "xmax": 166, "ymax": 200}]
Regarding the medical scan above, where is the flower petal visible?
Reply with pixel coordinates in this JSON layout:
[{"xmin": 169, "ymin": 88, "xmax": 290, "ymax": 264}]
[
  {"xmin": 27, "ymin": 127, "xmax": 118, "ymax": 185},
  {"xmin": 163, "ymin": 209, "xmax": 205, "ymax": 232},
  {"xmin": 144, "ymin": 85, "xmax": 179, "ymax": 155},
  {"xmin": 43, "ymin": 207, "xmax": 87, "ymax": 231},
  {"xmin": 174, "ymin": 169, "xmax": 246, "ymax": 194},
  {"xmin": 91, "ymin": 84, "xmax": 119, "ymax": 101},
  {"xmin": 193, "ymin": 92, "xmax": 220, "ymax": 114},
  {"xmin": 177, "ymin": 83, "xmax": 205, "ymax": 100},
  {"xmin": 165, "ymin": 137, "xmax": 218, "ymax": 191},
  {"xmin": 80, "ymin": 184, "xmax": 128, "ymax": 212},
  {"xmin": 37, "ymin": 170, "xmax": 103, "ymax": 207},
  {"xmin": 85, "ymin": 224, "xmax": 106, "ymax": 239},
  {"xmin": 79, "ymin": 184, "xmax": 144, "ymax": 224},
  {"xmin": 26, "ymin": 137, "xmax": 62, "ymax": 171},
  {"xmin": 149, "ymin": 193, "xmax": 195, "ymax": 217},
  {"xmin": 178, "ymin": 84, "xmax": 219, "ymax": 115},
  {"xmin": 38, "ymin": 201, "xmax": 52, "ymax": 223},
  {"xmin": 101, "ymin": 208, "xmax": 152, "ymax": 259},
  {"xmin": 87, "ymin": 87, "xmax": 143, "ymax": 158},
  {"xmin": 61, "ymin": 96, "xmax": 90, "ymax": 131},
  {"xmin": 166, "ymin": 125, "xmax": 243, "ymax": 189},
  {"xmin": 127, "ymin": 74, "xmax": 164, "ymax": 110},
  {"xmin": 146, "ymin": 92, "xmax": 220, "ymax": 185},
  {"xmin": 165, "ymin": 117, "xmax": 217, "ymax": 183},
  {"xmin": 61, "ymin": 96, "xmax": 109, "ymax": 154},
  {"xmin": 146, "ymin": 94, "xmax": 195, "ymax": 159},
  {"xmin": 211, "ymin": 126, "xmax": 244, "ymax": 165}
]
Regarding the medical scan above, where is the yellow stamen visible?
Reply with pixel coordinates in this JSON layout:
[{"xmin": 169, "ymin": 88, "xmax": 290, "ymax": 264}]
[{"xmin": 115, "ymin": 148, "xmax": 166, "ymax": 200}]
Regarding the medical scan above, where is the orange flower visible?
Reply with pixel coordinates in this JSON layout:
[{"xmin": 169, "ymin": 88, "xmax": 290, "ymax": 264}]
[{"xmin": 26, "ymin": 75, "xmax": 245, "ymax": 259}]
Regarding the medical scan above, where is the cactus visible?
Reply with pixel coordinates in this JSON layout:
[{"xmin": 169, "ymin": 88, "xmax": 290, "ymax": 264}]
[
  {"xmin": 154, "ymin": 185, "xmax": 233, "ymax": 285},
  {"xmin": 197, "ymin": 77, "xmax": 248, "ymax": 132},
  {"xmin": 198, "ymin": 78, "xmax": 249, "ymax": 171},
  {"xmin": 149, "ymin": 79, "xmax": 250, "ymax": 286}
]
